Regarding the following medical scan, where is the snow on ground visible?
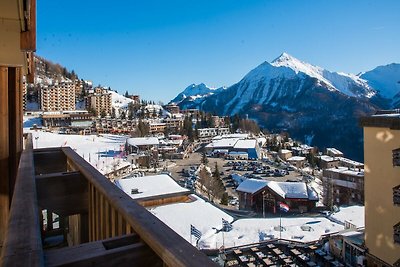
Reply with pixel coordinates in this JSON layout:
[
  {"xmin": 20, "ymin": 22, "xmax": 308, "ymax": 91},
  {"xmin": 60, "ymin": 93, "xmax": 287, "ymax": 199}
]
[
  {"xmin": 149, "ymin": 192, "xmax": 360, "ymax": 249},
  {"xmin": 328, "ymin": 205, "xmax": 365, "ymax": 228},
  {"xmin": 149, "ymin": 194, "xmax": 234, "ymax": 247},
  {"xmin": 24, "ymin": 129, "xmax": 129, "ymax": 175},
  {"xmin": 200, "ymin": 216, "xmax": 344, "ymax": 249},
  {"xmin": 111, "ymin": 91, "xmax": 133, "ymax": 109}
]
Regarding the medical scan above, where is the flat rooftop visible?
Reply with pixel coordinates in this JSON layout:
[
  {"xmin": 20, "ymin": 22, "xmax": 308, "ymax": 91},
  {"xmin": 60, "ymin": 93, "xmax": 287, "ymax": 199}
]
[
  {"xmin": 360, "ymin": 110, "xmax": 400, "ymax": 129},
  {"xmin": 115, "ymin": 174, "xmax": 190, "ymax": 200}
]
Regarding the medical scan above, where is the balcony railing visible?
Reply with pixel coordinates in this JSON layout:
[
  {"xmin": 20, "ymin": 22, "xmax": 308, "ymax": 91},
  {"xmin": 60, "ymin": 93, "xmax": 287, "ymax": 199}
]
[
  {"xmin": 394, "ymin": 185, "xmax": 400, "ymax": 206},
  {"xmin": 1, "ymin": 134, "xmax": 215, "ymax": 266}
]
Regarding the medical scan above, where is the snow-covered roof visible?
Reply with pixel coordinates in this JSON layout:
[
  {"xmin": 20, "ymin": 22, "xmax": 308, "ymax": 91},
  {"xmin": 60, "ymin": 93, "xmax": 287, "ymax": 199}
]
[
  {"xmin": 326, "ymin": 166, "xmax": 364, "ymax": 177},
  {"xmin": 337, "ymin": 157, "xmax": 364, "ymax": 167},
  {"xmin": 126, "ymin": 137, "xmax": 159, "ymax": 147},
  {"xmin": 267, "ymin": 181, "xmax": 318, "ymax": 200},
  {"xmin": 319, "ymin": 155, "xmax": 337, "ymax": 162},
  {"xmin": 237, "ymin": 180, "xmax": 318, "ymax": 200},
  {"xmin": 24, "ymin": 130, "xmax": 128, "ymax": 175},
  {"xmin": 231, "ymin": 173, "xmax": 246, "ymax": 185},
  {"xmin": 280, "ymin": 149, "xmax": 292, "ymax": 154},
  {"xmin": 329, "ymin": 206, "xmax": 365, "ymax": 229},
  {"xmin": 201, "ymin": 216, "xmax": 344, "ymax": 248},
  {"xmin": 233, "ymin": 139, "xmax": 257, "ymax": 149},
  {"xmin": 115, "ymin": 174, "xmax": 189, "ymax": 200},
  {"xmin": 205, "ymin": 138, "xmax": 239, "ymax": 149},
  {"xmin": 236, "ymin": 179, "xmax": 267, "ymax": 194},
  {"xmin": 224, "ymin": 133, "xmax": 249, "ymax": 139},
  {"xmin": 326, "ymin": 147, "xmax": 343, "ymax": 155},
  {"xmin": 287, "ymin": 156, "xmax": 306, "ymax": 161},
  {"xmin": 150, "ymin": 194, "xmax": 233, "ymax": 246}
]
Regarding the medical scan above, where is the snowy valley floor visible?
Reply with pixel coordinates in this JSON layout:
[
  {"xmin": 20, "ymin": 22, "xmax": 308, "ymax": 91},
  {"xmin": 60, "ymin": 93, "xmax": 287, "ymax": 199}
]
[{"xmin": 23, "ymin": 122, "xmax": 365, "ymax": 250}]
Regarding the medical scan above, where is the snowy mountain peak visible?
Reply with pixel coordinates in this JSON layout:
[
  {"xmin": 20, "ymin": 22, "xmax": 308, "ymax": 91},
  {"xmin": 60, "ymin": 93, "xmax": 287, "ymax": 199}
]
[
  {"xmin": 360, "ymin": 63, "xmax": 400, "ymax": 99},
  {"xmin": 271, "ymin": 52, "xmax": 328, "ymax": 83},
  {"xmin": 170, "ymin": 83, "xmax": 225, "ymax": 104},
  {"xmin": 272, "ymin": 52, "xmax": 298, "ymax": 64}
]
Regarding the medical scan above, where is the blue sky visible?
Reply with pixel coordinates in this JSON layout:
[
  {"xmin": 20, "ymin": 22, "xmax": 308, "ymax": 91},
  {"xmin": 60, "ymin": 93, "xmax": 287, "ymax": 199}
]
[{"xmin": 37, "ymin": 0, "xmax": 400, "ymax": 102}]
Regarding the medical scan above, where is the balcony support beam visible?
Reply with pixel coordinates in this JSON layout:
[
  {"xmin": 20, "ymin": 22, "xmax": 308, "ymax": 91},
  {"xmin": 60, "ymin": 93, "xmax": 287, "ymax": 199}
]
[{"xmin": 45, "ymin": 234, "xmax": 162, "ymax": 267}]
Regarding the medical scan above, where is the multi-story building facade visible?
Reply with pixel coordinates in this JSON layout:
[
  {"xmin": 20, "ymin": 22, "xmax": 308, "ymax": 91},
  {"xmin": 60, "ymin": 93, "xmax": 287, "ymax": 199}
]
[
  {"xmin": 149, "ymin": 122, "xmax": 166, "ymax": 134},
  {"xmin": 360, "ymin": 111, "xmax": 400, "ymax": 266},
  {"xmin": 322, "ymin": 167, "xmax": 364, "ymax": 206},
  {"xmin": 197, "ymin": 127, "xmax": 230, "ymax": 139},
  {"xmin": 88, "ymin": 87, "xmax": 112, "ymax": 116},
  {"xmin": 164, "ymin": 118, "xmax": 184, "ymax": 132},
  {"xmin": 164, "ymin": 104, "xmax": 180, "ymax": 114},
  {"xmin": 40, "ymin": 80, "xmax": 76, "ymax": 111},
  {"xmin": 130, "ymin": 94, "xmax": 140, "ymax": 104}
]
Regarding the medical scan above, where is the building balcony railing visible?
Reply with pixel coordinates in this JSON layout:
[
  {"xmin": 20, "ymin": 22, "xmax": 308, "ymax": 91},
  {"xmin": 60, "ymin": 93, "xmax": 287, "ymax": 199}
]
[
  {"xmin": 394, "ymin": 221, "xmax": 400, "ymax": 245},
  {"xmin": 394, "ymin": 185, "xmax": 400, "ymax": 206},
  {"xmin": 0, "ymin": 133, "xmax": 215, "ymax": 266}
]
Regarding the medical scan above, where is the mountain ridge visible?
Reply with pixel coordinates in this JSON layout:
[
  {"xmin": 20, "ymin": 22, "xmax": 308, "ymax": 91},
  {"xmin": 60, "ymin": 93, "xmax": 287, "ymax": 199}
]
[{"xmin": 170, "ymin": 53, "xmax": 400, "ymax": 161}]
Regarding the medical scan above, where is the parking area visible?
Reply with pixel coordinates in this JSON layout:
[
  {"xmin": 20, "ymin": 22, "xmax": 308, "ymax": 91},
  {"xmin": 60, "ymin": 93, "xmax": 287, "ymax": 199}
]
[{"xmin": 165, "ymin": 152, "xmax": 308, "ymax": 211}]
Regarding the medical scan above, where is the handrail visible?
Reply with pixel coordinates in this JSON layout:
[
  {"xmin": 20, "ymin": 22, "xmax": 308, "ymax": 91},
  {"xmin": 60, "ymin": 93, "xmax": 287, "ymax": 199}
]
[
  {"xmin": 1, "ymin": 134, "xmax": 44, "ymax": 266},
  {"xmin": 62, "ymin": 147, "xmax": 216, "ymax": 267}
]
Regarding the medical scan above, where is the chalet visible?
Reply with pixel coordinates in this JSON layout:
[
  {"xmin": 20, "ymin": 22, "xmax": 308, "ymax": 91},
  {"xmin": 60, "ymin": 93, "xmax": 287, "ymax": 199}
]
[
  {"xmin": 236, "ymin": 179, "xmax": 318, "ymax": 214},
  {"xmin": 126, "ymin": 137, "xmax": 159, "ymax": 154},
  {"xmin": 287, "ymin": 156, "xmax": 307, "ymax": 168},
  {"xmin": 279, "ymin": 149, "xmax": 292, "ymax": 160}
]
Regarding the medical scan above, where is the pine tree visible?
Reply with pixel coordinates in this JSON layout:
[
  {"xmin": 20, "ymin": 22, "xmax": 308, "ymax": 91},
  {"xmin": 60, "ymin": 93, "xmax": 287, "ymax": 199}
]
[
  {"xmin": 201, "ymin": 152, "xmax": 208, "ymax": 165},
  {"xmin": 220, "ymin": 192, "xmax": 228, "ymax": 205}
]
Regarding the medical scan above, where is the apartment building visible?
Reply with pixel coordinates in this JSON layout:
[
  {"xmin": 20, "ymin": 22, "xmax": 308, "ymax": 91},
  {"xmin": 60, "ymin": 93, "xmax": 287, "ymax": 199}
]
[
  {"xmin": 197, "ymin": 127, "xmax": 230, "ymax": 139},
  {"xmin": 322, "ymin": 167, "xmax": 364, "ymax": 206},
  {"xmin": 164, "ymin": 104, "xmax": 180, "ymax": 114},
  {"xmin": 164, "ymin": 118, "xmax": 184, "ymax": 131},
  {"xmin": 40, "ymin": 80, "xmax": 76, "ymax": 111},
  {"xmin": 149, "ymin": 122, "xmax": 166, "ymax": 134},
  {"xmin": 88, "ymin": 87, "xmax": 112, "ymax": 116},
  {"xmin": 360, "ymin": 111, "xmax": 400, "ymax": 266}
]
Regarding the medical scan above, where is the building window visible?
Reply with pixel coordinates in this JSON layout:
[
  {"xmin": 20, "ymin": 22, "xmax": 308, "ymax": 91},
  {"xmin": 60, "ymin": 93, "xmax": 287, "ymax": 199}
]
[
  {"xmin": 394, "ymin": 222, "xmax": 400, "ymax": 245},
  {"xmin": 394, "ymin": 185, "xmax": 400, "ymax": 205},
  {"xmin": 393, "ymin": 148, "xmax": 400, "ymax": 167}
]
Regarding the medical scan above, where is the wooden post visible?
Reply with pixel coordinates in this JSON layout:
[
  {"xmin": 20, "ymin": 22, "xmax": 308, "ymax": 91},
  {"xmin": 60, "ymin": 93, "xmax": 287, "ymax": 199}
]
[
  {"xmin": 7, "ymin": 67, "xmax": 23, "ymax": 202},
  {"xmin": 0, "ymin": 66, "xmax": 9, "ymax": 246}
]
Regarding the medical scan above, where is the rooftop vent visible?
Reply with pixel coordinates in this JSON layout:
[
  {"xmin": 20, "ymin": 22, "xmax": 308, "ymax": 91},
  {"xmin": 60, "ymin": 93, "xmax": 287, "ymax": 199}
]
[{"xmin": 131, "ymin": 188, "xmax": 139, "ymax": 194}]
